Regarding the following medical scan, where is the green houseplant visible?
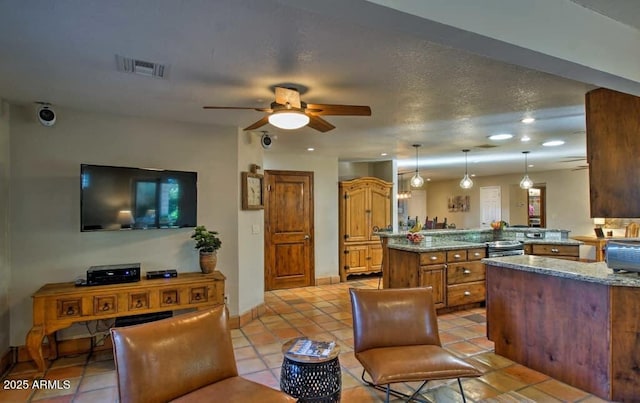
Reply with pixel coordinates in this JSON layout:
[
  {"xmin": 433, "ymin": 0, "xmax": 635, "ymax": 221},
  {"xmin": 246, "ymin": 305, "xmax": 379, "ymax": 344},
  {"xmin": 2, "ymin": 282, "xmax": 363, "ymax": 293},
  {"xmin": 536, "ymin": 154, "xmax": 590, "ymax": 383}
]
[{"xmin": 191, "ymin": 225, "xmax": 222, "ymax": 273}]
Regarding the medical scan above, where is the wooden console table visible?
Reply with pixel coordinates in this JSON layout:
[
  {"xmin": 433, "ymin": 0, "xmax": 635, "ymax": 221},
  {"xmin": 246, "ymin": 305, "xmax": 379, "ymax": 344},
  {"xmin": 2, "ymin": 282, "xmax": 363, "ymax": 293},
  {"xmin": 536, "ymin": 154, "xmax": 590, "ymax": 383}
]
[
  {"xmin": 27, "ymin": 271, "xmax": 225, "ymax": 373},
  {"xmin": 571, "ymin": 235, "xmax": 608, "ymax": 262}
]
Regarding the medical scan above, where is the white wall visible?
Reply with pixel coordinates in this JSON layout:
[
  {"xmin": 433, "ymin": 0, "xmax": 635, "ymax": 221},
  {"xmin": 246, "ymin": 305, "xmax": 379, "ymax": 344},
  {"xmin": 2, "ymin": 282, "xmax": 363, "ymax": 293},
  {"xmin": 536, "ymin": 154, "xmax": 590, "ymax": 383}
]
[
  {"xmin": 264, "ymin": 152, "xmax": 339, "ymax": 279},
  {"xmin": 425, "ymin": 169, "xmax": 593, "ymax": 236},
  {"xmin": 8, "ymin": 106, "xmax": 241, "ymax": 345},
  {"xmin": 236, "ymin": 131, "xmax": 265, "ymax": 315},
  {"xmin": 0, "ymin": 99, "xmax": 10, "ymax": 354}
]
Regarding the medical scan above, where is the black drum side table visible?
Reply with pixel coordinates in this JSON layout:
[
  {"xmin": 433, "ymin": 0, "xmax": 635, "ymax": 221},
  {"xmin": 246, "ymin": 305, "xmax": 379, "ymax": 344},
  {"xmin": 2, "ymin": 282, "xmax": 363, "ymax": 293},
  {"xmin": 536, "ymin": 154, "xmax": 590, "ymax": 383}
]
[{"xmin": 280, "ymin": 338, "xmax": 341, "ymax": 403}]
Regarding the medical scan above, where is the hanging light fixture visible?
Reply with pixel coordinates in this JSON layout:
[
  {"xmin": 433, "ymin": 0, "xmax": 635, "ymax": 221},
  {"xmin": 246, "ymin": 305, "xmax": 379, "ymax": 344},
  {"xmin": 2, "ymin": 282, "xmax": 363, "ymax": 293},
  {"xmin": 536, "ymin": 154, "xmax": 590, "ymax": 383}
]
[
  {"xmin": 519, "ymin": 151, "xmax": 534, "ymax": 189},
  {"xmin": 268, "ymin": 109, "xmax": 310, "ymax": 130},
  {"xmin": 459, "ymin": 149, "xmax": 473, "ymax": 189},
  {"xmin": 410, "ymin": 144, "xmax": 424, "ymax": 188},
  {"xmin": 397, "ymin": 173, "xmax": 412, "ymax": 199}
]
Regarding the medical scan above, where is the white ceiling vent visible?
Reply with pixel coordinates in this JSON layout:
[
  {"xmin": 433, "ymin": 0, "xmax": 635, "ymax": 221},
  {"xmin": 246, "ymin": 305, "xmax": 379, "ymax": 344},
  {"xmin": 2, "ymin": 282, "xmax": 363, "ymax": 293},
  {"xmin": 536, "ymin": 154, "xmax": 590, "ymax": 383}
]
[{"xmin": 115, "ymin": 55, "xmax": 168, "ymax": 79}]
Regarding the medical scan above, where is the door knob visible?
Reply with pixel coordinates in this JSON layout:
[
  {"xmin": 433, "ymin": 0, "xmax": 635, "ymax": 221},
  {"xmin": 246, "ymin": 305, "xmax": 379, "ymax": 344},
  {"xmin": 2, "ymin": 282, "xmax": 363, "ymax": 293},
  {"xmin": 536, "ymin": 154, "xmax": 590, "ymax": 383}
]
[{"xmin": 304, "ymin": 235, "xmax": 310, "ymax": 240}]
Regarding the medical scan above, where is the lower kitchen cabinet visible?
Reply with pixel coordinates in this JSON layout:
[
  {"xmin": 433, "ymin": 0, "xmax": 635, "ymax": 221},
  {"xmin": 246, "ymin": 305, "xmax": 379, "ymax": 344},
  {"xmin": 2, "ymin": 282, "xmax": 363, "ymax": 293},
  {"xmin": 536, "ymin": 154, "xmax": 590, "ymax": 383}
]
[{"xmin": 525, "ymin": 243, "xmax": 579, "ymax": 261}]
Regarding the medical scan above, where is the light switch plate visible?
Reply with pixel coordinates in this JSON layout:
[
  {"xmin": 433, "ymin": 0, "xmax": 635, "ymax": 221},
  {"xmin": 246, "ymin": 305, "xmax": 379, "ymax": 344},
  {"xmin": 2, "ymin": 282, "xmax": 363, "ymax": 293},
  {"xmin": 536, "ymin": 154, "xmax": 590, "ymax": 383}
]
[{"xmin": 252, "ymin": 224, "xmax": 260, "ymax": 234}]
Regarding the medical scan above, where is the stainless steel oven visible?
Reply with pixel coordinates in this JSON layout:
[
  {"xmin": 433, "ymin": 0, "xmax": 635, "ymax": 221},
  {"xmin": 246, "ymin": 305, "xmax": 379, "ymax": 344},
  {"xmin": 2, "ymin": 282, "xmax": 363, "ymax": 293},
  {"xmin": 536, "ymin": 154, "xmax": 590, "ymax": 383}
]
[{"xmin": 486, "ymin": 240, "xmax": 525, "ymax": 257}]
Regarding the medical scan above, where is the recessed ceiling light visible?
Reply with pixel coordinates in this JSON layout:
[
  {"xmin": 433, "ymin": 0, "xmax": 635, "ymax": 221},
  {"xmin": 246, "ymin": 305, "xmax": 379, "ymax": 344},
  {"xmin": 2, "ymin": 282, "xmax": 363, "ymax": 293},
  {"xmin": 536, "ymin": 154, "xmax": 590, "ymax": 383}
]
[
  {"xmin": 307, "ymin": 147, "xmax": 315, "ymax": 151},
  {"xmin": 528, "ymin": 164, "xmax": 534, "ymax": 168},
  {"xmin": 471, "ymin": 174, "xmax": 476, "ymax": 177},
  {"xmin": 521, "ymin": 117, "xmax": 535, "ymax": 124},
  {"xmin": 489, "ymin": 133, "xmax": 513, "ymax": 140},
  {"xmin": 380, "ymin": 152, "xmax": 388, "ymax": 156},
  {"xmin": 426, "ymin": 178, "xmax": 431, "ymax": 182},
  {"xmin": 542, "ymin": 140, "xmax": 565, "ymax": 147},
  {"xmin": 521, "ymin": 135, "xmax": 531, "ymax": 142}
]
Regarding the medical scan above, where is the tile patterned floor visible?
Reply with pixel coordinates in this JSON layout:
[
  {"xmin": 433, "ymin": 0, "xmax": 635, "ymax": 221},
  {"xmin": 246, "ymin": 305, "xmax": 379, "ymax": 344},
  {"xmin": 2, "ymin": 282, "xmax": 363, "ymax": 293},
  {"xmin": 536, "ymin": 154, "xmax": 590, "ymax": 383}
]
[{"xmin": 1, "ymin": 277, "xmax": 610, "ymax": 402}]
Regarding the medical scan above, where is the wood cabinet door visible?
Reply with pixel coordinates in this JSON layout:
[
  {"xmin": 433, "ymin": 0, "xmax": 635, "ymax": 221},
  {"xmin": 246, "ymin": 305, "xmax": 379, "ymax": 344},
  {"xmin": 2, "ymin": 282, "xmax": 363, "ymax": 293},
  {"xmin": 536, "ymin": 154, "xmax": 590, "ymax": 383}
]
[
  {"xmin": 343, "ymin": 186, "xmax": 369, "ymax": 242},
  {"xmin": 368, "ymin": 243, "xmax": 383, "ymax": 271},
  {"xmin": 419, "ymin": 265, "xmax": 446, "ymax": 308},
  {"xmin": 369, "ymin": 185, "xmax": 390, "ymax": 240},
  {"xmin": 344, "ymin": 245, "xmax": 368, "ymax": 274}
]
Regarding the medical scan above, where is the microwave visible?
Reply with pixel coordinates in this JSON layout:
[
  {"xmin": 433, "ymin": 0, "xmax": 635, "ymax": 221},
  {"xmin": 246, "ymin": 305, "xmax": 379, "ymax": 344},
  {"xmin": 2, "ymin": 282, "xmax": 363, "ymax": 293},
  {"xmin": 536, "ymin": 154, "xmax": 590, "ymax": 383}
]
[{"xmin": 606, "ymin": 240, "xmax": 640, "ymax": 273}]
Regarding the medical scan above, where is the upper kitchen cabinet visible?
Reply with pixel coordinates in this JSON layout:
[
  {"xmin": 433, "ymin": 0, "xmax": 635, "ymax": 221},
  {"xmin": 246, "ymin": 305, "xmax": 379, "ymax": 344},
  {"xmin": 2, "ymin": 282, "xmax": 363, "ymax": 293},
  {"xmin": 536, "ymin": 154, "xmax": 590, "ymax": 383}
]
[{"xmin": 586, "ymin": 88, "xmax": 640, "ymax": 218}]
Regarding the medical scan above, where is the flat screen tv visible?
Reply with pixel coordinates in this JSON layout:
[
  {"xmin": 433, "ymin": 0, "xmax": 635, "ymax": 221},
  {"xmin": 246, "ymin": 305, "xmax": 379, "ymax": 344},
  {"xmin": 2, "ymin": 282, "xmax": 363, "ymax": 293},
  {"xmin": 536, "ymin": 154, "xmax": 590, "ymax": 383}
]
[{"xmin": 81, "ymin": 164, "xmax": 197, "ymax": 231}]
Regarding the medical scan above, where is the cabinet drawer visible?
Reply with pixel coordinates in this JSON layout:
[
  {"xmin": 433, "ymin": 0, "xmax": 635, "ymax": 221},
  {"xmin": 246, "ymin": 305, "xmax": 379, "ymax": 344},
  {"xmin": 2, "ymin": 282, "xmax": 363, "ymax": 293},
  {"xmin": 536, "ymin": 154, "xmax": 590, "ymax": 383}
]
[
  {"xmin": 467, "ymin": 248, "xmax": 486, "ymax": 261},
  {"xmin": 447, "ymin": 281, "xmax": 486, "ymax": 307},
  {"xmin": 447, "ymin": 249, "xmax": 467, "ymax": 262},
  {"xmin": 447, "ymin": 261, "xmax": 485, "ymax": 285},
  {"xmin": 530, "ymin": 244, "xmax": 579, "ymax": 257},
  {"xmin": 419, "ymin": 252, "xmax": 446, "ymax": 265},
  {"xmin": 57, "ymin": 299, "xmax": 82, "ymax": 319},
  {"xmin": 129, "ymin": 292, "xmax": 149, "ymax": 311},
  {"xmin": 189, "ymin": 286, "xmax": 209, "ymax": 304},
  {"xmin": 93, "ymin": 295, "xmax": 117, "ymax": 315},
  {"xmin": 160, "ymin": 289, "xmax": 180, "ymax": 307}
]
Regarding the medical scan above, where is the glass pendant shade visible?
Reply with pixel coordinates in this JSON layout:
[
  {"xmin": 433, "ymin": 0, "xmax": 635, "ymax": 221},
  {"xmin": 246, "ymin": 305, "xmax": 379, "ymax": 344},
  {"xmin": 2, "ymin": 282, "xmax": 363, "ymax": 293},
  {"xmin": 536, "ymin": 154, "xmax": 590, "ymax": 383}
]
[
  {"xmin": 268, "ymin": 110, "xmax": 310, "ymax": 130},
  {"xmin": 459, "ymin": 149, "xmax": 473, "ymax": 189},
  {"xmin": 410, "ymin": 144, "xmax": 424, "ymax": 188},
  {"xmin": 519, "ymin": 151, "xmax": 533, "ymax": 189},
  {"xmin": 460, "ymin": 174, "xmax": 473, "ymax": 189}
]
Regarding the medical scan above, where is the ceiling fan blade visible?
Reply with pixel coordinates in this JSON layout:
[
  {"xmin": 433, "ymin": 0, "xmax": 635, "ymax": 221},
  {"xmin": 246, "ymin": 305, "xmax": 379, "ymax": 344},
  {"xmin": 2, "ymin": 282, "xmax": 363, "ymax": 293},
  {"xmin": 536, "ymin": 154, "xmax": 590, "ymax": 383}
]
[
  {"xmin": 274, "ymin": 87, "xmax": 301, "ymax": 108},
  {"xmin": 243, "ymin": 116, "xmax": 270, "ymax": 131},
  {"xmin": 203, "ymin": 106, "xmax": 272, "ymax": 112},
  {"xmin": 305, "ymin": 103, "xmax": 371, "ymax": 116},
  {"xmin": 307, "ymin": 115, "xmax": 336, "ymax": 132}
]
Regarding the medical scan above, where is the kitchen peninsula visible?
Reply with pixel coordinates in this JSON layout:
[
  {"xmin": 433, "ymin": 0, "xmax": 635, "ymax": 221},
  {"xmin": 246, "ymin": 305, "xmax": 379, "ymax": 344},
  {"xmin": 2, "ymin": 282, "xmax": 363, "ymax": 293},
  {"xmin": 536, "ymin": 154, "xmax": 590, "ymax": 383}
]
[{"xmin": 484, "ymin": 255, "xmax": 640, "ymax": 401}]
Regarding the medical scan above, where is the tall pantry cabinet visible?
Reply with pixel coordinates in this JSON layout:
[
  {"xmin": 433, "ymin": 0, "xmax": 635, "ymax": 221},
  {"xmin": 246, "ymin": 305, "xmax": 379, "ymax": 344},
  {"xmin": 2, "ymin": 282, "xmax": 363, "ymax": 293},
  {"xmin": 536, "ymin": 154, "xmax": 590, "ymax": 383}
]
[{"xmin": 339, "ymin": 177, "xmax": 392, "ymax": 282}]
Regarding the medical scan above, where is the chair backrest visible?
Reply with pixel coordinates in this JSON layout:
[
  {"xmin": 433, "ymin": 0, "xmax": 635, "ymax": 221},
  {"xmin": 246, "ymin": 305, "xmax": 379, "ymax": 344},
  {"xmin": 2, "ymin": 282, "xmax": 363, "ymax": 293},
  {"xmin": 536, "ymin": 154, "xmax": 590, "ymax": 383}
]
[
  {"xmin": 110, "ymin": 305, "xmax": 238, "ymax": 403},
  {"xmin": 626, "ymin": 222, "xmax": 639, "ymax": 238},
  {"xmin": 349, "ymin": 287, "xmax": 441, "ymax": 353}
]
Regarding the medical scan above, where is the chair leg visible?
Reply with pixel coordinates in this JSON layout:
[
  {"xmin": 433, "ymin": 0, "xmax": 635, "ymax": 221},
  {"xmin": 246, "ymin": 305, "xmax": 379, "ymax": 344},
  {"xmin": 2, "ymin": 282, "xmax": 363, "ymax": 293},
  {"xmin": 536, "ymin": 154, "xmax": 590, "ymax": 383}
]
[
  {"xmin": 457, "ymin": 378, "xmax": 467, "ymax": 403},
  {"xmin": 360, "ymin": 370, "xmax": 430, "ymax": 402}
]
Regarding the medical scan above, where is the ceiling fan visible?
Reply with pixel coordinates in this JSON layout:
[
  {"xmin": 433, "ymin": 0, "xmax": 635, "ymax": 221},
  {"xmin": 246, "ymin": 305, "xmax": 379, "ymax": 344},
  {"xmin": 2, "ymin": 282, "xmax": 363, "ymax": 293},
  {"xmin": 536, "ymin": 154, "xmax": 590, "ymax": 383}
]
[{"xmin": 203, "ymin": 86, "xmax": 371, "ymax": 132}]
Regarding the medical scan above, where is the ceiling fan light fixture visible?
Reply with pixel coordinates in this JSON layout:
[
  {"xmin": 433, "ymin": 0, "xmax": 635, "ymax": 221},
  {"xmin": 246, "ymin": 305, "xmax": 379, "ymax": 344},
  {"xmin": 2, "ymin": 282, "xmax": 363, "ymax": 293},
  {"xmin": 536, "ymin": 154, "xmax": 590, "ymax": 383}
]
[{"xmin": 268, "ymin": 110, "xmax": 310, "ymax": 130}]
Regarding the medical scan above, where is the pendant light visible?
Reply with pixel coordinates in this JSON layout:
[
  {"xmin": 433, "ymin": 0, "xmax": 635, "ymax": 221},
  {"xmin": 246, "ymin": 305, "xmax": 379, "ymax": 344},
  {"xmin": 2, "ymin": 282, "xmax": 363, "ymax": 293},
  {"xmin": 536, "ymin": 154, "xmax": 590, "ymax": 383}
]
[
  {"xmin": 410, "ymin": 144, "xmax": 424, "ymax": 188},
  {"xmin": 459, "ymin": 149, "xmax": 473, "ymax": 189},
  {"xmin": 519, "ymin": 151, "xmax": 534, "ymax": 189},
  {"xmin": 397, "ymin": 173, "xmax": 412, "ymax": 199}
]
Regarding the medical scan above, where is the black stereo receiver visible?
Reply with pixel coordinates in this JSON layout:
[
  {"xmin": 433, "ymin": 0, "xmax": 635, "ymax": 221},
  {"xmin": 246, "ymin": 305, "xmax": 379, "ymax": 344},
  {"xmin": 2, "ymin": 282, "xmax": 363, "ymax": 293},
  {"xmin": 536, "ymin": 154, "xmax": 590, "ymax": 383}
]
[{"xmin": 86, "ymin": 263, "xmax": 141, "ymax": 286}]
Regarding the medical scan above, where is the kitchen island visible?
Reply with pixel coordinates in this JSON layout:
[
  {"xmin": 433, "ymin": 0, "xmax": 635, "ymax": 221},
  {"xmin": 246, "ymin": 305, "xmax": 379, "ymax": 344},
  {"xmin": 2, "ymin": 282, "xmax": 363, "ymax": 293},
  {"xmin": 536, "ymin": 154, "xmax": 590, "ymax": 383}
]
[{"xmin": 484, "ymin": 255, "xmax": 640, "ymax": 401}]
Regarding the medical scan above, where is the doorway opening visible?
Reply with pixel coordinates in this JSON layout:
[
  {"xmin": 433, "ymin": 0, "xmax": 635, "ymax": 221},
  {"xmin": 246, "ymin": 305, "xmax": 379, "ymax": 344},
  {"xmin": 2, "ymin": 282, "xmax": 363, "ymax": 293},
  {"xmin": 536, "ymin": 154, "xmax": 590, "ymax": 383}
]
[{"xmin": 527, "ymin": 185, "xmax": 546, "ymax": 227}]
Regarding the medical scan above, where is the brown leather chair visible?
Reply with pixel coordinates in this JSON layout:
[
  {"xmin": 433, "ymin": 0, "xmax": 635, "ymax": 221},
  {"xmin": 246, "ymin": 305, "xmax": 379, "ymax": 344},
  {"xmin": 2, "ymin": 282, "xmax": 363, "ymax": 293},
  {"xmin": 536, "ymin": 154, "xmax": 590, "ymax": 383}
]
[
  {"xmin": 110, "ymin": 306, "xmax": 295, "ymax": 403},
  {"xmin": 349, "ymin": 287, "xmax": 481, "ymax": 402}
]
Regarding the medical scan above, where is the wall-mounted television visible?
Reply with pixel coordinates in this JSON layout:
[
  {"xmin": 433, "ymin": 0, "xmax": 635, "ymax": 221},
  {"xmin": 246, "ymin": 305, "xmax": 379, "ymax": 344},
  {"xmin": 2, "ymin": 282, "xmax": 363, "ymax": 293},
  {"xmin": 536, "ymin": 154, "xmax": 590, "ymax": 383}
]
[{"xmin": 81, "ymin": 164, "xmax": 197, "ymax": 231}]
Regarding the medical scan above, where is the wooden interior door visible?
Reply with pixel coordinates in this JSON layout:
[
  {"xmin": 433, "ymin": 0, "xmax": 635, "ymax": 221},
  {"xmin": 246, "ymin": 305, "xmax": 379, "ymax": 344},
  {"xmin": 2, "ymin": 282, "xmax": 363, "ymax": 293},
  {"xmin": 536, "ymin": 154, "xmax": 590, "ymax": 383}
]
[{"xmin": 264, "ymin": 170, "xmax": 314, "ymax": 290}]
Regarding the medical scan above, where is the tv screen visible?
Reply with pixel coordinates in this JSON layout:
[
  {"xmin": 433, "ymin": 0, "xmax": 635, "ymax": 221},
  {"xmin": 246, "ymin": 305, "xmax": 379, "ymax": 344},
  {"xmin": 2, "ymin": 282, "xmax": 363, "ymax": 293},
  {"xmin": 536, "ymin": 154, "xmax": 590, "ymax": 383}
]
[{"xmin": 81, "ymin": 164, "xmax": 197, "ymax": 231}]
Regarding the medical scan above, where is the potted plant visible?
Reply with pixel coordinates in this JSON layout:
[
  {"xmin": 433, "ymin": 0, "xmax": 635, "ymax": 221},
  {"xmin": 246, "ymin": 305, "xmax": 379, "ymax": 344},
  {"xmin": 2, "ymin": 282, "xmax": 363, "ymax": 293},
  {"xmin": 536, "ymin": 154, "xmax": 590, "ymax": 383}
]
[{"xmin": 191, "ymin": 225, "xmax": 222, "ymax": 273}]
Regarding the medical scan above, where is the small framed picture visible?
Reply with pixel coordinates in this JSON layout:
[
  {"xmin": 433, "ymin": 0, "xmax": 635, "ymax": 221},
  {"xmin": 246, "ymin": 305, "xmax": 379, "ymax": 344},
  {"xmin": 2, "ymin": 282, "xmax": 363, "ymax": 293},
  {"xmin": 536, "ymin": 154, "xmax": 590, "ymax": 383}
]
[
  {"xmin": 241, "ymin": 172, "xmax": 264, "ymax": 210},
  {"xmin": 594, "ymin": 227, "xmax": 605, "ymax": 238}
]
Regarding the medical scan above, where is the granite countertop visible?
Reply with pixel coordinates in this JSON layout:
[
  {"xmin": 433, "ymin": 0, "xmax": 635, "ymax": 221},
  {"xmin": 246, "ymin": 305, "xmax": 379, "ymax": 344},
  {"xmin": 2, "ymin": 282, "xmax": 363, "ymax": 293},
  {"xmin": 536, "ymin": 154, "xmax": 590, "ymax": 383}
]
[
  {"xmin": 483, "ymin": 255, "xmax": 640, "ymax": 287},
  {"xmin": 388, "ymin": 239, "xmax": 486, "ymax": 252}
]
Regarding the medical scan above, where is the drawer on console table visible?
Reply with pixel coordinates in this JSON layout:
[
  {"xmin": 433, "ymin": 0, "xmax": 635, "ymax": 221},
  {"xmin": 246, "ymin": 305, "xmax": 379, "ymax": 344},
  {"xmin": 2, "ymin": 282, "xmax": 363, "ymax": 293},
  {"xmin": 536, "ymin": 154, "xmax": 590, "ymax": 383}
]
[
  {"xmin": 128, "ymin": 292, "xmax": 149, "ymax": 310},
  {"xmin": 57, "ymin": 299, "xmax": 82, "ymax": 319},
  {"xmin": 189, "ymin": 286, "xmax": 209, "ymax": 304},
  {"xmin": 93, "ymin": 295, "xmax": 117, "ymax": 315},
  {"xmin": 160, "ymin": 289, "xmax": 180, "ymax": 307}
]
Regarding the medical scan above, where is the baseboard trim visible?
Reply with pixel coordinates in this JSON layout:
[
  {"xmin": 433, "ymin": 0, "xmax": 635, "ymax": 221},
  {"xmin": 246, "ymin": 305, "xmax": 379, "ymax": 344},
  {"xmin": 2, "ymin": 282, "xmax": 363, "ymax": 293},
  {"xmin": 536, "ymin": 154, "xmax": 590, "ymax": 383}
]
[
  {"xmin": 228, "ymin": 303, "xmax": 266, "ymax": 329},
  {"xmin": 315, "ymin": 275, "xmax": 341, "ymax": 285},
  {"xmin": 1, "ymin": 347, "xmax": 13, "ymax": 377}
]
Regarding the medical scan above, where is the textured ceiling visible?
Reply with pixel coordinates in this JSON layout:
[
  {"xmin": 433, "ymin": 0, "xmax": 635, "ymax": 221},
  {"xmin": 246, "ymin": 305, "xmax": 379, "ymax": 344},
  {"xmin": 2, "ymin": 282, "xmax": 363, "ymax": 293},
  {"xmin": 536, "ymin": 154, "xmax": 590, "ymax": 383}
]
[{"xmin": 0, "ymin": 0, "xmax": 636, "ymax": 180}]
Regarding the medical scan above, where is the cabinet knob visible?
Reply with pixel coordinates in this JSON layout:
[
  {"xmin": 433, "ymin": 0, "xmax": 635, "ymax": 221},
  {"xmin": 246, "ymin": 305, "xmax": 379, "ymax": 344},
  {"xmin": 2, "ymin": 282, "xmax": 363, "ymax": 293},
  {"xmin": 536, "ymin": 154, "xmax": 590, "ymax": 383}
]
[
  {"xmin": 66, "ymin": 307, "xmax": 75, "ymax": 316},
  {"xmin": 453, "ymin": 254, "xmax": 462, "ymax": 259},
  {"xmin": 473, "ymin": 252, "xmax": 481, "ymax": 257},
  {"xmin": 135, "ymin": 299, "xmax": 143, "ymax": 308},
  {"xmin": 430, "ymin": 256, "xmax": 437, "ymax": 261},
  {"xmin": 194, "ymin": 293, "xmax": 201, "ymax": 301},
  {"xmin": 551, "ymin": 248, "xmax": 559, "ymax": 253},
  {"xmin": 464, "ymin": 291, "xmax": 472, "ymax": 296},
  {"xmin": 463, "ymin": 269, "xmax": 471, "ymax": 275}
]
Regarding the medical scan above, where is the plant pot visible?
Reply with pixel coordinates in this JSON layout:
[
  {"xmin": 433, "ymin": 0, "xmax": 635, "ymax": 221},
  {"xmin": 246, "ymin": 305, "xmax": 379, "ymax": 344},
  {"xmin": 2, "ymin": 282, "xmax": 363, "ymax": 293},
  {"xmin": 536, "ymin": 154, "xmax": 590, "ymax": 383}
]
[{"xmin": 199, "ymin": 251, "xmax": 218, "ymax": 274}]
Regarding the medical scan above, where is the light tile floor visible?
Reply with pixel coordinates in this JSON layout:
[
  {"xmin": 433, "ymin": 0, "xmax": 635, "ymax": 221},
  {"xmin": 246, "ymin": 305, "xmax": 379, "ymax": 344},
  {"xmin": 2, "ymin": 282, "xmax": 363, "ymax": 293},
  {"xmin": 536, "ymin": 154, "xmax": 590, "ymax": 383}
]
[{"xmin": 1, "ymin": 276, "xmax": 610, "ymax": 402}]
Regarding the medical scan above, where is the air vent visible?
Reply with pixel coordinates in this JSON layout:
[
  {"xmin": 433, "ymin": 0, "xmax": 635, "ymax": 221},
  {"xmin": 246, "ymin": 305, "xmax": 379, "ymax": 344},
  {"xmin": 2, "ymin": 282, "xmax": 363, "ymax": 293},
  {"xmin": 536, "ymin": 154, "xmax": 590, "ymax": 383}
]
[
  {"xmin": 475, "ymin": 144, "xmax": 497, "ymax": 149},
  {"xmin": 115, "ymin": 55, "xmax": 168, "ymax": 79}
]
